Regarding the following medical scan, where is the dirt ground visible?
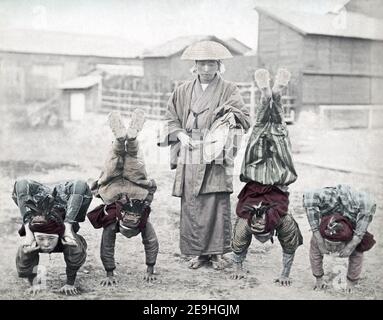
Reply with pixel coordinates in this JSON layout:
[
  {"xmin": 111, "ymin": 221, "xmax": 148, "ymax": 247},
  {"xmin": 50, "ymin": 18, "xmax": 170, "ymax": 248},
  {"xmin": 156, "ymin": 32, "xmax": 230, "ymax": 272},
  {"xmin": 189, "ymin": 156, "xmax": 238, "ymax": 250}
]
[{"xmin": 0, "ymin": 109, "xmax": 382, "ymax": 300}]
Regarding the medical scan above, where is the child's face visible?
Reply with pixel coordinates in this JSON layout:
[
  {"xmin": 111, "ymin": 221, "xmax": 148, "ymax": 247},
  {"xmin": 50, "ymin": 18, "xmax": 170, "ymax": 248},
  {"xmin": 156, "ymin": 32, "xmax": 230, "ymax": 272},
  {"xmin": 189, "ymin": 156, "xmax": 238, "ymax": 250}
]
[{"xmin": 34, "ymin": 232, "xmax": 59, "ymax": 252}]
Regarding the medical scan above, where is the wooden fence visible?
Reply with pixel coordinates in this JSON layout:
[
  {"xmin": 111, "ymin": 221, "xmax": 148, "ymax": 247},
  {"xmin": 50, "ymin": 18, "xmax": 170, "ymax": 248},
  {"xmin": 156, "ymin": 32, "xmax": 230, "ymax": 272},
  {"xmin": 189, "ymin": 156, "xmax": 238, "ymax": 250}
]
[
  {"xmin": 101, "ymin": 82, "xmax": 259, "ymax": 120},
  {"xmin": 101, "ymin": 88, "xmax": 171, "ymax": 119},
  {"xmin": 100, "ymin": 83, "xmax": 296, "ymax": 122}
]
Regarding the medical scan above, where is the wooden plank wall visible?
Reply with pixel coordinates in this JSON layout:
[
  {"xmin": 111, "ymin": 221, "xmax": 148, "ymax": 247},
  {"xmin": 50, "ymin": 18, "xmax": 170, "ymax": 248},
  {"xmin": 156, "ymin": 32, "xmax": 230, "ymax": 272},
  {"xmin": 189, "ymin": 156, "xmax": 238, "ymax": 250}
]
[
  {"xmin": 0, "ymin": 51, "xmax": 141, "ymax": 103},
  {"xmin": 223, "ymin": 55, "xmax": 259, "ymax": 82},
  {"xmin": 258, "ymin": 14, "xmax": 303, "ymax": 73},
  {"xmin": 256, "ymin": 11, "xmax": 383, "ymax": 124},
  {"xmin": 257, "ymin": 14, "xmax": 303, "ymax": 102},
  {"xmin": 371, "ymin": 42, "xmax": 383, "ymax": 75},
  {"xmin": 302, "ymin": 75, "xmax": 374, "ymax": 105},
  {"xmin": 371, "ymin": 78, "xmax": 383, "ymax": 104},
  {"xmin": 302, "ymin": 36, "xmax": 383, "ymax": 105},
  {"xmin": 302, "ymin": 36, "xmax": 373, "ymax": 74},
  {"xmin": 142, "ymin": 57, "xmax": 172, "ymax": 89}
]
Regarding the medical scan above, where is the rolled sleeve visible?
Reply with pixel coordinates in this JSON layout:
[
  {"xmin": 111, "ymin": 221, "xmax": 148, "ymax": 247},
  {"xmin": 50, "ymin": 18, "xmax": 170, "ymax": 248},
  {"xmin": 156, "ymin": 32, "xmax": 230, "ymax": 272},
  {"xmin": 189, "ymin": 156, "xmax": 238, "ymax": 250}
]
[
  {"xmin": 355, "ymin": 193, "xmax": 376, "ymax": 238},
  {"xmin": 303, "ymin": 192, "xmax": 322, "ymax": 232}
]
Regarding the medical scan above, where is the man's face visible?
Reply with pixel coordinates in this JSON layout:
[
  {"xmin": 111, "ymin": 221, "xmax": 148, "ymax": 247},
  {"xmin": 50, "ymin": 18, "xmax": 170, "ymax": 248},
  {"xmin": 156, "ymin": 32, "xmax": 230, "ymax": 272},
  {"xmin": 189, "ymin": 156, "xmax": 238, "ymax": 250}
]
[
  {"xmin": 250, "ymin": 214, "xmax": 266, "ymax": 234},
  {"xmin": 34, "ymin": 232, "xmax": 59, "ymax": 252},
  {"xmin": 196, "ymin": 60, "xmax": 219, "ymax": 83},
  {"xmin": 250, "ymin": 213, "xmax": 272, "ymax": 242}
]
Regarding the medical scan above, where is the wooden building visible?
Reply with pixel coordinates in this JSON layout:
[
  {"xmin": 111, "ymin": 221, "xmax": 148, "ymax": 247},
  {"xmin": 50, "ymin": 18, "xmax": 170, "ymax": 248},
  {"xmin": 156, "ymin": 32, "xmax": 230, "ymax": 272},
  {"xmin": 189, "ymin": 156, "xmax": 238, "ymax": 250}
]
[
  {"xmin": 224, "ymin": 38, "xmax": 253, "ymax": 55},
  {"xmin": 0, "ymin": 29, "xmax": 142, "ymax": 104},
  {"xmin": 255, "ymin": 2, "xmax": 383, "ymax": 127},
  {"xmin": 141, "ymin": 35, "xmax": 258, "ymax": 91},
  {"xmin": 58, "ymin": 74, "xmax": 102, "ymax": 121},
  {"xmin": 345, "ymin": 0, "xmax": 383, "ymax": 20}
]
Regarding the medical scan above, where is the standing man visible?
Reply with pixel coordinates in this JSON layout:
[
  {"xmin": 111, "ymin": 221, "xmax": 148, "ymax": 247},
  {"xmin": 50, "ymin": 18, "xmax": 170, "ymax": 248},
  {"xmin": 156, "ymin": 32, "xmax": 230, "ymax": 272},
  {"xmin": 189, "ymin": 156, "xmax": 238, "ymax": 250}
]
[{"xmin": 158, "ymin": 40, "xmax": 251, "ymax": 269}]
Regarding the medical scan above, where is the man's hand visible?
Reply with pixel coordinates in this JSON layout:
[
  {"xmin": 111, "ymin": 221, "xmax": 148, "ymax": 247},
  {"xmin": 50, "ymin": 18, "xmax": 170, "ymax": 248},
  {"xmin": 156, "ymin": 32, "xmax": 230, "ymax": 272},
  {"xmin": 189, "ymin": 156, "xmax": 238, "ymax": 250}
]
[
  {"xmin": 274, "ymin": 276, "xmax": 291, "ymax": 286},
  {"xmin": 212, "ymin": 106, "xmax": 224, "ymax": 120},
  {"xmin": 26, "ymin": 284, "xmax": 43, "ymax": 296},
  {"xmin": 100, "ymin": 276, "xmax": 118, "ymax": 287},
  {"xmin": 226, "ymin": 113, "xmax": 237, "ymax": 129},
  {"xmin": 338, "ymin": 244, "xmax": 355, "ymax": 258},
  {"xmin": 143, "ymin": 265, "xmax": 157, "ymax": 283},
  {"xmin": 230, "ymin": 262, "xmax": 246, "ymax": 280},
  {"xmin": 61, "ymin": 222, "xmax": 78, "ymax": 247},
  {"xmin": 313, "ymin": 277, "xmax": 328, "ymax": 291},
  {"xmin": 344, "ymin": 278, "xmax": 357, "ymax": 294},
  {"xmin": 313, "ymin": 231, "xmax": 329, "ymax": 255},
  {"xmin": 61, "ymin": 236, "xmax": 77, "ymax": 247},
  {"xmin": 59, "ymin": 284, "xmax": 80, "ymax": 295},
  {"xmin": 339, "ymin": 235, "xmax": 361, "ymax": 258},
  {"xmin": 177, "ymin": 132, "xmax": 196, "ymax": 150},
  {"xmin": 22, "ymin": 240, "xmax": 40, "ymax": 254},
  {"xmin": 22, "ymin": 229, "xmax": 40, "ymax": 254}
]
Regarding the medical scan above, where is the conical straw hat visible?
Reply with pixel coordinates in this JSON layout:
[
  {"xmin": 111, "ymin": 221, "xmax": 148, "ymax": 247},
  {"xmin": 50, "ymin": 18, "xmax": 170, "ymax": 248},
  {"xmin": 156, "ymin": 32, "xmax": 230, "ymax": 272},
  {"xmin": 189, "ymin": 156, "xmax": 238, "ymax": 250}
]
[{"xmin": 181, "ymin": 40, "xmax": 233, "ymax": 60}]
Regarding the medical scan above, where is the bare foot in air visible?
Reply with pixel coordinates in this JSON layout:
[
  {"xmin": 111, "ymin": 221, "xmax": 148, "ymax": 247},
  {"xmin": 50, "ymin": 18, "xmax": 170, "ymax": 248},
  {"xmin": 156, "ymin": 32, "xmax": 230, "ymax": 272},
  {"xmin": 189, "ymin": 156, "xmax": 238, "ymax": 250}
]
[{"xmin": 127, "ymin": 108, "xmax": 146, "ymax": 139}]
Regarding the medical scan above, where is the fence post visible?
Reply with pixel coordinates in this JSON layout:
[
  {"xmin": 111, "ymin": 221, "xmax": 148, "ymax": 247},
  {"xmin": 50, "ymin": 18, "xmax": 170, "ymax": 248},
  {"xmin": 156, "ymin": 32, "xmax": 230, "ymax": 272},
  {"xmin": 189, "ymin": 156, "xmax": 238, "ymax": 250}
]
[
  {"xmin": 250, "ymin": 82, "xmax": 256, "ymax": 121},
  {"xmin": 97, "ymin": 77, "xmax": 103, "ymax": 111},
  {"xmin": 319, "ymin": 105, "xmax": 325, "ymax": 129},
  {"xmin": 368, "ymin": 107, "xmax": 373, "ymax": 129}
]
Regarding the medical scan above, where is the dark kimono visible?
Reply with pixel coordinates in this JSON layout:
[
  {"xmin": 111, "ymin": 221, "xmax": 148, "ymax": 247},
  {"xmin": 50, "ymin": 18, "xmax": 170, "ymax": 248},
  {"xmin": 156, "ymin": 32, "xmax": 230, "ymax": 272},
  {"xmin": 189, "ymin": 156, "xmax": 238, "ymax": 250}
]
[{"xmin": 158, "ymin": 74, "xmax": 251, "ymax": 255}]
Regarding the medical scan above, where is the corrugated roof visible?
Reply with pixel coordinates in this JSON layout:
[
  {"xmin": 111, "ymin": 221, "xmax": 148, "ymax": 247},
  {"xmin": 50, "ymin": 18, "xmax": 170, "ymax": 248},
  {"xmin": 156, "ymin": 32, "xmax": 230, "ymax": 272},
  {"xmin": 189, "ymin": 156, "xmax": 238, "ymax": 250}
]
[
  {"xmin": 142, "ymin": 35, "xmax": 242, "ymax": 58},
  {"xmin": 58, "ymin": 75, "xmax": 101, "ymax": 89},
  {"xmin": 0, "ymin": 29, "xmax": 144, "ymax": 58},
  {"xmin": 255, "ymin": 6, "xmax": 383, "ymax": 41}
]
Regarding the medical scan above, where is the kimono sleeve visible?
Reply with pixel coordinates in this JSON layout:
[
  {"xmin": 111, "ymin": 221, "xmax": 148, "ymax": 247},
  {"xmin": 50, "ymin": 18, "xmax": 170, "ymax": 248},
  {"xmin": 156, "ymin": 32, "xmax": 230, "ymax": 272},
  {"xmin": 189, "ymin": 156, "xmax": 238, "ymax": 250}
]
[
  {"xmin": 215, "ymin": 85, "xmax": 251, "ymax": 133},
  {"xmin": 157, "ymin": 90, "xmax": 186, "ymax": 147}
]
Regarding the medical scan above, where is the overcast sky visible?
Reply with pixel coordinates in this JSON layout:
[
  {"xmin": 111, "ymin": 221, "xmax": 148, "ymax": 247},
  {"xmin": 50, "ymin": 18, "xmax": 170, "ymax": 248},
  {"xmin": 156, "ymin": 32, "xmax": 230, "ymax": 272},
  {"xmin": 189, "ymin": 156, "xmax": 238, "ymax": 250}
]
[{"xmin": 0, "ymin": 0, "xmax": 348, "ymax": 50}]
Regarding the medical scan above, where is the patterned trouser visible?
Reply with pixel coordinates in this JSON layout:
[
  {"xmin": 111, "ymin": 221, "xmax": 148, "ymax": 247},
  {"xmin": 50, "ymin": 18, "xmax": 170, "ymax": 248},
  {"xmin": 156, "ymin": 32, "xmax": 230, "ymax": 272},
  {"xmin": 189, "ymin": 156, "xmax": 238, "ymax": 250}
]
[
  {"xmin": 231, "ymin": 214, "xmax": 303, "ymax": 263},
  {"xmin": 16, "ymin": 233, "xmax": 87, "ymax": 285},
  {"xmin": 100, "ymin": 221, "xmax": 159, "ymax": 272},
  {"xmin": 309, "ymin": 235, "xmax": 364, "ymax": 281},
  {"xmin": 12, "ymin": 179, "xmax": 92, "ymax": 223},
  {"xmin": 97, "ymin": 137, "xmax": 155, "ymax": 204}
]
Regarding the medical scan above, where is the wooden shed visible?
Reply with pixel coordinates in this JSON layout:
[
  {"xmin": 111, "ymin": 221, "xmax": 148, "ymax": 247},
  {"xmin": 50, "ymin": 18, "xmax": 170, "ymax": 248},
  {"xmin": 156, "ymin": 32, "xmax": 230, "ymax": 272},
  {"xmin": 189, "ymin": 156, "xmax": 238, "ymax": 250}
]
[
  {"xmin": 0, "ymin": 29, "xmax": 142, "ymax": 104},
  {"xmin": 58, "ymin": 75, "xmax": 102, "ymax": 121},
  {"xmin": 255, "ymin": 4, "xmax": 383, "ymax": 127}
]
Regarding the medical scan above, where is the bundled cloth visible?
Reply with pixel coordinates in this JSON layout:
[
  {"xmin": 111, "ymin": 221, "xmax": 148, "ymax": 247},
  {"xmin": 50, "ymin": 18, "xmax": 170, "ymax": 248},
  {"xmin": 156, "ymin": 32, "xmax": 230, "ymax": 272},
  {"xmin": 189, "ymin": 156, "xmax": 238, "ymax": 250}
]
[
  {"xmin": 319, "ymin": 214, "xmax": 375, "ymax": 252},
  {"xmin": 18, "ymin": 208, "xmax": 67, "ymax": 237},
  {"xmin": 236, "ymin": 181, "xmax": 289, "ymax": 233},
  {"xmin": 87, "ymin": 198, "xmax": 151, "ymax": 231}
]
